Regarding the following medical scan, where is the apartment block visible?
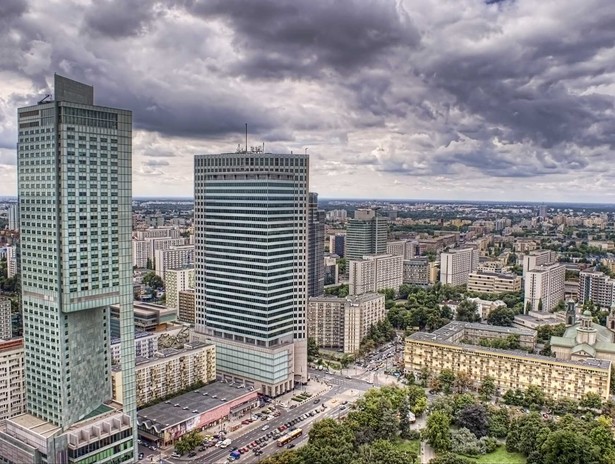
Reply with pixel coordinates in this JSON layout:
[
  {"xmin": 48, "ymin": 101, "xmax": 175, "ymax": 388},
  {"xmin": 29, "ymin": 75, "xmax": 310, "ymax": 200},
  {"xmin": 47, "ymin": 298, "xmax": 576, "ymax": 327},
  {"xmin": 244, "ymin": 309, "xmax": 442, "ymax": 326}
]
[
  {"xmin": 308, "ymin": 293, "xmax": 386, "ymax": 353},
  {"xmin": 178, "ymin": 289, "xmax": 196, "ymax": 325},
  {"xmin": 578, "ymin": 270, "xmax": 615, "ymax": 308},
  {"xmin": 0, "ymin": 299, "xmax": 11, "ymax": 340},
  {"xmin": 0, "ymin": 339, "xmax": 25, "ymax": 420},
  {"xmin": 348, "ymin": 254, "xmax": 403, "ymax": 296},
  {"xmin": 134, "ymin": 227, "xmax": 181, "ymax": 240},
  {"xmin": 164, "ymin": 267, "xmax": 195, "ymax": 310},
  {"xmin": 5, "ymin": 247, "xmax": 16, "ymax": 279},
  {"xmin": 387, "ymin": 240, "xmax": 418, "ymax": 259},
  {"xmin": 522, "ymin": 249, "xmax": 558, "ymax": 277},
  {"xmin": 467, "ymin": 271, "xmax": 521, "ymax": 294},
  {"xmin": 154, "ymin": 245, "xmax": 195, "ymax": 278},
  {"xmin": 403, "ymin": 257, "xmax": 431, "ymax": 287},
  {"xmin": 405, "ymin": 322, "xmax": 611, "ymax": 401},
  {"xmin": 110, "ymin": 331, "xmax": 160, "ymax": 366},
  {"xmin": 111, "ymin": 341, "xmax": 216, "ymax": 408},
  {"xmin": 524, "ymin": 263, "xmax": 566, "ymax": 312},
  {"xmin": 132, "ymin": 237, "xmax": 186, "ymax": 269},
  {"xmin": 439, "ymin": 247, "xmax": 479, "ymax": 286}
]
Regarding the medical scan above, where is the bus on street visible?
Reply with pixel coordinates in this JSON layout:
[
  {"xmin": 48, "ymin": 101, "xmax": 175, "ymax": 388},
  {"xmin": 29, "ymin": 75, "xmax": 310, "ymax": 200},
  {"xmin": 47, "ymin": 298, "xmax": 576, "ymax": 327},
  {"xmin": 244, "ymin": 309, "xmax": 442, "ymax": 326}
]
[{"xmin": 277, "ymin": 429, "xmax": 302, "ymax": 447}]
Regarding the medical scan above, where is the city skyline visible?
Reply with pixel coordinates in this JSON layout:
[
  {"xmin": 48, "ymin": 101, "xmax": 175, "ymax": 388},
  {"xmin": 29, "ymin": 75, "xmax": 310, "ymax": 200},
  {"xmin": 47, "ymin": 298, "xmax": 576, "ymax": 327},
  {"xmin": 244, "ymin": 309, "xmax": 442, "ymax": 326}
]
[{"xmin": 1, "ymin": 0, "xmax": 614, "ymax": 202}]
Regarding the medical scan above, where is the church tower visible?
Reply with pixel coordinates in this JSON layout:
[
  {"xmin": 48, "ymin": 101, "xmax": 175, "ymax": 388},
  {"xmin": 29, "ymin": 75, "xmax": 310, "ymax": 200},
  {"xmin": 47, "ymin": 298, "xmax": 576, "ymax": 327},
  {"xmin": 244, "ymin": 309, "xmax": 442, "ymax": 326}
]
[
  {"xmin": 565, "ymin": 300, "xmax": 576, "ymax": 326},
  {"xmin": 576, "ymin": 310, "xmax": 597, "ymax": 346}
]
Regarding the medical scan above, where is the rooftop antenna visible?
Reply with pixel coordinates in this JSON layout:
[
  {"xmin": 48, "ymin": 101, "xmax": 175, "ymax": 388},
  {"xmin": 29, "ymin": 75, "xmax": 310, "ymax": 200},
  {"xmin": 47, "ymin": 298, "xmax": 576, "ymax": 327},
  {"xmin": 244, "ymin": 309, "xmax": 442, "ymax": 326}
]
[
  {"xmin": 245, "ymin": 123, "xmax": 248, "ymax": 154},
  {"xmin": 305, "ymin": 148, "xmax": 308, "ymax": 155},
  {"xmin": 38, "ymin": 94, "xmax": 51, "ymax": 105}
]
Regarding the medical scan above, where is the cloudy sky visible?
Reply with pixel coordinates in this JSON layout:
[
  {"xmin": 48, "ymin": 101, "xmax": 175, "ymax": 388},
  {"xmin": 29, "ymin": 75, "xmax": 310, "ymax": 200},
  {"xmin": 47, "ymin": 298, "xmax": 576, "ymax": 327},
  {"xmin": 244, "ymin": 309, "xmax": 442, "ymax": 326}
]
[{"xmin": 1, "ymin": 0, "xmax": 614, "ymax": 202}]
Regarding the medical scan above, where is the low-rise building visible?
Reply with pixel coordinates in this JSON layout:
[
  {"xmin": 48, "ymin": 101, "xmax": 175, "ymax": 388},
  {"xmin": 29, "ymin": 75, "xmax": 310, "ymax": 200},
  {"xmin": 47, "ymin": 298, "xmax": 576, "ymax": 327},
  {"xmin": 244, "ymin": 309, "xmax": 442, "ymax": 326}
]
[
  {"xmin": 467, "ymin": 271, "xmax": 521, "ymax": 294},
  {"xmin": 467, "ymin": 297, "xmax": 508, "ymax": 320},
  {"xmin": 405, "ymin": 322, "xmax": 611, "ymax": 401},
  {"xmin": 110, "ymin": 302, "xmax": 177, "ymax": 337},
  {"xmin": 112, "ymin": 341, "xmax": 216, "ymax": 408},
  {"xmin": 308, "ymin": 293, "xmax": 386, "ymax": 353},
  {"xmin": 136, "ymin": 383, "xmax": 259, "ymax": 447}
]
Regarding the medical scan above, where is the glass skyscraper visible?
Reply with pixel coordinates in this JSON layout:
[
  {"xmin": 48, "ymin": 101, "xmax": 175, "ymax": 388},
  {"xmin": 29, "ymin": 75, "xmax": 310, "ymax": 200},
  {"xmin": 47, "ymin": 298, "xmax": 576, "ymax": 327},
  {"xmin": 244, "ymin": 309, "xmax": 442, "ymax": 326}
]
[
  {"xmin": 4, "ymin": 75, "xmax": 137, "ymax": 463},
  {"xmin": 194, "ymin": 151, "xmax": 309, "ymax": 397}
]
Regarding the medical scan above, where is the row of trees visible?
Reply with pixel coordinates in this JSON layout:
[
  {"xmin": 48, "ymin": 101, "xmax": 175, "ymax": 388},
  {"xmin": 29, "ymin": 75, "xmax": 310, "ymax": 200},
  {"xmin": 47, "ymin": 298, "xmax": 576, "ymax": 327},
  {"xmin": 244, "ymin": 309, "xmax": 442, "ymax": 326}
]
[
  {"xmin": 358, "ymin": 319, "xmax": 396, "ymax": 355},
  {"xmin": 260, "ymin": 385, "xmax": 427, "ymax": 464}
]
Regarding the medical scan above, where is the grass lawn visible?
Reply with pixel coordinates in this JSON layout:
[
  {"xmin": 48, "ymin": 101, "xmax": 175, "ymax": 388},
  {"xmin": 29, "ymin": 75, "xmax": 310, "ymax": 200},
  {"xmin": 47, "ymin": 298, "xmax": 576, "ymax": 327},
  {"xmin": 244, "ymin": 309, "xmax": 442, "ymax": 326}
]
[
  {"xmin": 463, "ymin": 446, "xmax": 526, "ymax": 464},
  {"xmin": 395, "ymin": 439, "xmax": 420, "ymax": 455}
]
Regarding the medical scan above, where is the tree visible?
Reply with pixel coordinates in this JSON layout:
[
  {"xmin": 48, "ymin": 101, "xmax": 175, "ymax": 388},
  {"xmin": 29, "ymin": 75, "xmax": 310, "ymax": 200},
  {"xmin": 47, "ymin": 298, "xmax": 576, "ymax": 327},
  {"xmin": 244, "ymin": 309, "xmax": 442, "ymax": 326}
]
[
  {"xmin": 356, "ymin": 439, "xmax": 417, "ymax": 464},
  {"xmin": 337, "ymin": 258, "xmax": 347, "ymax": 275},
  {"xmin": 450, "ymin": 428, "xmax": 484, "ymax": 457},
  {"xmin": 438, "ymin": 369, "xmax": 456, "ymax": 394},
  {"xmin": 456, "ymin": 300, "xmax": 480, "ymax": 322},
  {"xmin": 506, "ymin": 412, "xmax": 550, "ymax": 456},
  {"xmin": 428, "ymin": 453, "xmax": 474, "ymax": 464},
  {"xmin": 478, "ymin": 377, "xmax": 496, "ymax": 401},
  {"xmin": 424, "ymin": 411, "xmax": 452, "ymax": 452},
  {"xmin": 541, "ymin": 430, "xmax": 601, "ymax": 464},
  {"xmin": 537, "ymin": 298, "xmax": 543, "ymax": 312},
  {"xmin": 487, "ymin": 406, "xmax": 510, "ymax": 439},
  {"xmin": 302, "ymin": 418, "xmax": 356, "ymax": 464},
  {"xmin": 579, "ymin": 392, "xmax": 603, "ymax": 410},
  {"xmin": 453, "ymin": 371, "xmax": 473, "ymax": 394},
  {"xmin": 259, "ymin": 450, "xmax": 302, "ymax": 464},
  {"xmin": 142, "ymin": 271, "xmax": 163, "ymax": 289},
  {"xmin": 174, "ymin": 430, "xmax": 202, "ymax": 455},
  {"xmin": 487, "ymin": 306, "xmax": 516, "ymax": 327},
  {"xmin": 307, "ymin": 337, "xmax": 320, "ymax": 362},
  {"xmin": 455, "ymin": 404, "xmax": 489, "ymax": 438}
]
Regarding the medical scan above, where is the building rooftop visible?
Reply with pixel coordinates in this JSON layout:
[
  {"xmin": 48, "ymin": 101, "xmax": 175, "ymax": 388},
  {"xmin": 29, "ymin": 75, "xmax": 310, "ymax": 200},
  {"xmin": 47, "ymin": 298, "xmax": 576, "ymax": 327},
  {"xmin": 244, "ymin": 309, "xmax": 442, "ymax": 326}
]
[
  {"xmin": 423, "ymin": 321, "xmax": 536, "ymax": 341},
  {"xmin": 137, "ymin": 382, "xmax": 256, "ymax": 431},
  {"xmin": 8, "ymin": 414, "xmax": 62, "ymax": 439}
]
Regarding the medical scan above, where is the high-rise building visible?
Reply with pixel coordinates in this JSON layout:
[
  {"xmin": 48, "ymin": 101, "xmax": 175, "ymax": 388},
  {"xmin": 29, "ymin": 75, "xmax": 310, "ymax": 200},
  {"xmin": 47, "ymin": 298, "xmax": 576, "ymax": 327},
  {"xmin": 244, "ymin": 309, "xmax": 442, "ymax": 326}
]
[
  {"xmin": 0, "ymin": 298, "xmax": 11, "ymax": 340},
  {"xmin": 578, "ymin": 270, "xmax": 615, "ymax": 308},
  {"xmin": 345, "ymin": 209, "xmax": 387, "ymax": 260},
  {"xmin": 524, "ymin": 263, "xmax": 566, "ymax": 312},
  {"xmin": 308, "ymin": 293, "xmax": 386, "ymax": 354},
  {"xmin": 154, "ymin": 244, "xmax": 195, "ymax": 277},
  {"xmin": 329, "ymin": 233, "xmax": 345, "ymax": 257},
  {"xmin": 0, "ymin": 75, "xmax": 136, "ymax": 463},
  {"xmin": 194, "ymin": 152, "xmax": 309, "ymax": 397},
  {"xmin": 7, "ymin": 205, "xmax": 18, "ymax": 231},
  {"xmin": 0, "ymin": 339, "xmax": 25, "ymax": 420},
  {"xmin": 178, "ymin": 289, "xmax": 196, "ymax": 325},
  {"xmin": 522, "ymin": 249, "xmax": 558, "ymax": 277},
  {"xmin": 439, "ymin": 247, "xmax": 479, "ymax": 286},
  {"xmin": 5, "ymin": 246, "xmax": 17, "ymax": 279},
  {"xmin": 348, "ymin": 254, "xmax": 403, "ymax": 296},
  {"xmin": 538, "ymin": 205, "xmax": 547, "ymax": 219},
  {"xmin": 164, "ymin": 267, "xmax": 195, "ymax": 309},
  {"xmin": 308, "ymin": 192, "xmax": 325, "ymax": 297}
]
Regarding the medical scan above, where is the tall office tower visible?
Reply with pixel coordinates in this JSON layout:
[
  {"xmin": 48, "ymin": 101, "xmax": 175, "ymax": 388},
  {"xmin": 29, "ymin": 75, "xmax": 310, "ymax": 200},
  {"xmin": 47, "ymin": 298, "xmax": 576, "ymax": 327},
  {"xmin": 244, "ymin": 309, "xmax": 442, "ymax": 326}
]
[
  {"xmin": 308, "ymin": 192, "xmax": 325, "ymax": 297},
  {"xmin": 7, "ymin": 205, "xmax": 19, "ymax": 231},
  {"xmin": 329, "ymin": 233, "xmax": 345, "ymax": 257},
  {"xmin": 524, "ymin": 263, "xmax": 566, "ymax": 312},
  {"xmin": 439, "ymin": 247, "xmax": 479, "ymax": 286},
  {"xmin": 194, "ymin": 152, "xmax": 309, "ymax": 397},
  {"xmin": 345, "ymin": 208, "xmax": 387, "ymax": 260},
  {"xmin": 0, "ymin": 75, "xmax": 136, "ymax": 463}
]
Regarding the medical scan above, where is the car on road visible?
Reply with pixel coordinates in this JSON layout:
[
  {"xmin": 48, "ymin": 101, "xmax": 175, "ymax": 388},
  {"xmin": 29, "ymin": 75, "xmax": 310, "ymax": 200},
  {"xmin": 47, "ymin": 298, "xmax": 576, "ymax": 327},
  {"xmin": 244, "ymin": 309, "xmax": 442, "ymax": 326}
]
[
  {"xmin": 255, "ymin": 449, "xmax": 263, "ymax": 456},
  {"xmin": 262, "ymin": 425, "xmax": 270, "ymax": 431},
  {"xmin": 138, "ymin": 453, "xmax": 144, "ymax": 461},
  {"xmin": 313, "ymin": 399, "xmax": 320, "ymax": 404},
  {"xmin": 187, "ymin": 451, "xmax": 197, "ymax": 458},
  {"xmin": 287, "ymin": 444, "xmax": 296, "ymax": 449}
]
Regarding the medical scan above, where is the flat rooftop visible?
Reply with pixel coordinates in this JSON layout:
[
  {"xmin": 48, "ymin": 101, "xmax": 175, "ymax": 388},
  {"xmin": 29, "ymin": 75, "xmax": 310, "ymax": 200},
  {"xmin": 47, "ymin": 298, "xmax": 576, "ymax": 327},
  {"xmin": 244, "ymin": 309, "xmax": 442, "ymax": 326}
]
[
  {"xmin": 112, "ymin": 340, "xmax": 212, "ymax": 372},
  {"xmin": 9, "ymin": 414, "xmax": 61, "ymax": 439},
  {"xmin": 137, "ymin": 382, "xmax": 255, "ymax": 430},
  {"xmin": 423, "ymin": 321, "xmax": 535, "ymax": 342}
]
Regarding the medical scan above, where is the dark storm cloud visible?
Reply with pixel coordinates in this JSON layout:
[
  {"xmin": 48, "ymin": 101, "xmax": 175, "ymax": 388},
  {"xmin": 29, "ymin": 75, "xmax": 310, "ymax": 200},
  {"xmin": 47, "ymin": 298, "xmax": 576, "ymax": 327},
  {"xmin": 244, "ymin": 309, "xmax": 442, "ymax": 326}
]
[
  {"xmin": 0, "ymin": 0, "xmax": 27, "ymax": 24},
  {"xmin": 83, "ymin": 0, "xmax": 159, "ymax": 38},
  {"xmin": 184, "ymin": 0, "xmax": 420, "ymax": 78}
]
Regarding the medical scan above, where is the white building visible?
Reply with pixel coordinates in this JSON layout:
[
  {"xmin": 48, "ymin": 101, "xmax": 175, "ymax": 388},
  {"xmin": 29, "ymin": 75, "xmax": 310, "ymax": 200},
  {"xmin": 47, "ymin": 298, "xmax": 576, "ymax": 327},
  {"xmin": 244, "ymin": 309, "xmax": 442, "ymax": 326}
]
[
  {"xmin": 349, "ymin": 254, "xmax": 403, "ymax": 296},
  {"xmin": 0, "ymin": 339, "xmax": 25, "ymax": 420},
  {"xmin": 164, "ymin": 268, "xmax": 195, "ymax": 310},
  {"xmin": 522, "ymin": 249, "xmax": 558, "ymax": 277},
  {"xmin": 132, "ymin": 237, "xmax": 186, "ymax": 269},
  {"xmin": 0, "ymin": 299, "xmax": 11, "ymax": 340},
  {"xmin": 439, "ymin": 248, "xmax": 479, "ymax": 286},
  {"xmin": 387, "ymin": 240, "xmax": 419, "ymax": 259},
  {"xmin": 134, "ymin": 227, "xmax": 181, "ymax": 241},
  {"xmin": 578, "ymin": 270, "xmax": 615, "ymax": 308},
  {"xmin": 7, "ymin": 205, "xmax": 18, "ymax": 232},
  {"xmin": 308, "ymin": 293, "xmax": 386, "ymax": 353},
  {"xmin": 524, "ymin": 263, "xmax": 566, "ymax": 312},
  {"xmin": 154, "ymin": 245, "xmax": 195, "ymax": 278},
  {"xmin": 5, "ymin": 247, "xmax": 16, "ymax": 279}
]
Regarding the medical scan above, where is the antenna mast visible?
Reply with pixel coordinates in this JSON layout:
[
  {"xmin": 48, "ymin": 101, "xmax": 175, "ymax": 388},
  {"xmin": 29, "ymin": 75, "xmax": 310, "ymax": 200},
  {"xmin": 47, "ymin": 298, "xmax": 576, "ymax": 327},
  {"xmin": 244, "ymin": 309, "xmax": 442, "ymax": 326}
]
[{"xmin": 245, "ymin": 123, "xmax": 248, "ymax": 154}]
